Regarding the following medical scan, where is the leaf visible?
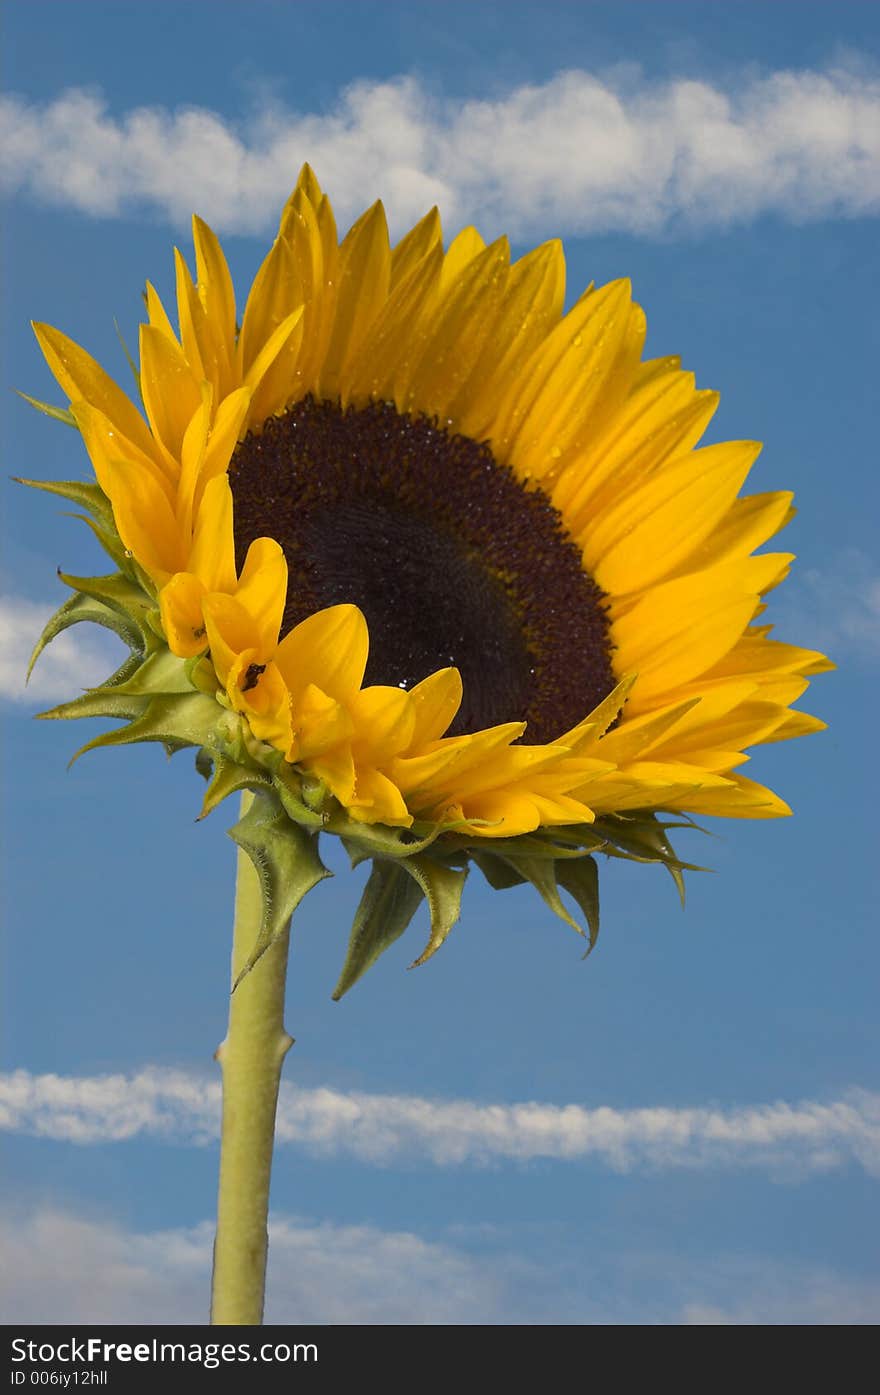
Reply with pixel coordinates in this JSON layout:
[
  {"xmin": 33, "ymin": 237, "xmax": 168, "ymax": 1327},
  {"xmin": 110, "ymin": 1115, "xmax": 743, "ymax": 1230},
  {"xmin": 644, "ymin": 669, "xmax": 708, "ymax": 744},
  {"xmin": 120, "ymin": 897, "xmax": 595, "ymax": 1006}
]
[
  {"xmin": 230, "ymin": 792, "xmax": 330, "ymax": 986},
  {"xmin": 332, "ymin": 860, "xmax": 424, "ymax": 1000}
]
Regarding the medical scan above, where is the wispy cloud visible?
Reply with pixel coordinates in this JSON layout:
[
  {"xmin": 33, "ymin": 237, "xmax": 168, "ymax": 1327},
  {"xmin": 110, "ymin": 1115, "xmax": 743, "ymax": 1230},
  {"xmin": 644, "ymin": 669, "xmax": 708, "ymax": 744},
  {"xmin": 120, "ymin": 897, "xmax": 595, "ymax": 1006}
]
[
  {"xmin": 3, "ymin": 1206, "xmax": 878, "ymax": 1325},
  {"xmin": 0, "ymin": 1207, "xmax": 526, "ymax": 1325},
  {"xmin": 2, "ymin": 1067, "xmax": 878, "ymax": 1177},
  {"xmin": 2, "ymin": 64, "xmax": 879, "ymax": 240},
  {"xmin": 0, "ymin": 596, "xmax": 123, "ymax": 705},
  {"xmin": 770, "ymin": 547, "xmax": 880, "ymax": 665}
]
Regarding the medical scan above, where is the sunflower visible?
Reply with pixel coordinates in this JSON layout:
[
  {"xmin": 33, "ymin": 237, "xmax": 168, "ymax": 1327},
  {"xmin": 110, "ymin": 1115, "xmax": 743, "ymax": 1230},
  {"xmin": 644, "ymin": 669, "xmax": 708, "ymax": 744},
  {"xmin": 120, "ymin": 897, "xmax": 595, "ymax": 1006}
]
[{"xmin": 26, "ymin": 165, "xmax": 831, "ymax": 989}]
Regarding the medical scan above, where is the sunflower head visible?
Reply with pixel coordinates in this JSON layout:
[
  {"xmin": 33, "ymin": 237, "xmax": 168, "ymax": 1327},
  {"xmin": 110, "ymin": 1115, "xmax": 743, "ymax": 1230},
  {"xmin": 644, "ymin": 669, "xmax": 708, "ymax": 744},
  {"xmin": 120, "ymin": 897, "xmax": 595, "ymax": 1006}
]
[{"xmin": 23, "ymin": 165, "xmax": 832, "ymax": 993}]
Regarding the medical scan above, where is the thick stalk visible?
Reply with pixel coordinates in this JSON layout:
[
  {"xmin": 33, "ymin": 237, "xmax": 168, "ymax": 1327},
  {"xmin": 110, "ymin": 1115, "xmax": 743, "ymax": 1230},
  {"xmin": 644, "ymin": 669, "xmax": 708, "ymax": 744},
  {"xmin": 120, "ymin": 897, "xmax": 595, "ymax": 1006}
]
[{"xmin": 211, "ymin": 793, "xmax": 293, "ymax": 1325}]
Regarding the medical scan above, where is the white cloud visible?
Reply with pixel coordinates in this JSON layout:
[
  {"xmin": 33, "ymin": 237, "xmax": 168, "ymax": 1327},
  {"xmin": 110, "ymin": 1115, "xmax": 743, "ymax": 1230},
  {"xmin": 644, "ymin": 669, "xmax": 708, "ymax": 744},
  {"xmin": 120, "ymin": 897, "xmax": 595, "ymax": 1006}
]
[
  {"xmin": 2, "ymin": 1067, "xmax": 878, "ymax": 1177},
  {"xmin": 0, "ymin": 595, "xmax": 124, "ymax": 704},
  {"xmin": 679, "ymin": 1263, "xmax": 880, "ymax": 1325},
  {"xmin": 2, "ymin": 64, "xmax": 879, "ymax": 240},
  {"xmin": 769, "ymin": 547, "xmax": 880, "ymax": 664},
  {"xmin": 0, "ymin": 1207, "xmax": 523, "ymax": 1325},
  {"xmin": 3, "ymin": 1206, "xmax": 878, "ymax": 1324}
]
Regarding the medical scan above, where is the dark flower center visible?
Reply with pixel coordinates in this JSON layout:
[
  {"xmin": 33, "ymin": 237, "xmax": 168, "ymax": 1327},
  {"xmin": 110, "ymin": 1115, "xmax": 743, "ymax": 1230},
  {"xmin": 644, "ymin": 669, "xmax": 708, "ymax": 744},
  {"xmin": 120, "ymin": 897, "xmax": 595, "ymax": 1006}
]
[{"xmin": 229, "ymin": 397, "xmax": 615, "ymax": 741}]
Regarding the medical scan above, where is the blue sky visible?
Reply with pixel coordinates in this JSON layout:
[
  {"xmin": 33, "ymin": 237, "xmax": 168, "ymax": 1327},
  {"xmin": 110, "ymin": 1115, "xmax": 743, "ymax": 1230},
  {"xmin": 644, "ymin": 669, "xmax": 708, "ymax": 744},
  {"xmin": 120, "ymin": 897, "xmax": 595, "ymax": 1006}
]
[{"xmin": 1, "ymin": 0, "xmax": 878, "ymax": 1324}]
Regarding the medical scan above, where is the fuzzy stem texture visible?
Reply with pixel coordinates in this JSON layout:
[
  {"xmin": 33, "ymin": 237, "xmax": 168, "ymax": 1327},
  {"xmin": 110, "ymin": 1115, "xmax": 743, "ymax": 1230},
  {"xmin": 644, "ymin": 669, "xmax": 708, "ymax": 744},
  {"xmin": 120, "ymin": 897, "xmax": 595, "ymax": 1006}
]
[{"xmin": 210, "ymin": 793, "xmax": 293, "ymax": 1325}]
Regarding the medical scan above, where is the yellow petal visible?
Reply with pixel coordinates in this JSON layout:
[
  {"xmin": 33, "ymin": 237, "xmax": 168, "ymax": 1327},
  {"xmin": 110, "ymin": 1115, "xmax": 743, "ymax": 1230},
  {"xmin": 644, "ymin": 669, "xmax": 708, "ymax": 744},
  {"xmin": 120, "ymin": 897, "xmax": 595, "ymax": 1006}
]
[
  {"xmin": 318, "ymin": 200, "xmax": 391, "ymax": 398},
  {"xmin": 349, "ymin": 685, "xmax": 416, "ymax": 763},
  {"xmin": 242, "ymin": 308, "xmax": 304, "ymax": 406},
  {"xmin": 615, "ymin": 555, "xmax": 795, "ymax": 705},
  {"xmin": 197, "ymin": 387, "xmax": 253, "ymax": 506},
  {"xmin": 174, "ymin": 246, "xmax": 210, "ymax": 383},
  {"xmin": 439, "ymin": 226, "xmax": 487, "ymax": 290},
  {"xmin": 760, "ymin": 709, "xmax": 827, "ymax": 743},
  {"xmin": 674, "ymin": 774, "xmax": 791, "ymax": 819},
  {"xmin": 193, "ymin": 215, "xmax": 237, "ymax": 367},
  {"xmin": 306, "ymin": 744, "xmax": 357, "ymax": 808},
  {"xmin": 590, "ymin": 441, "xmax": 761, "ymax": 594},
  {"xmin": 236, "ymin": 537, "xmax": 288, "ymax": 653},
  {"xmin": 344, "ymin": 243, "xmax": 444, "ymax": 404},
  {"xmin": 405, "ymin": 668, "xmax": 463, "ymax": 747},
  {"xmin": 202, "ymin": 593, "xmax": 264, "ymax": 685},
  {"xmin": 454, "ymin": 238, "xmax": 566, "ymax": 439},
  {"xmin": 390, "ymin": 206, "xmax": 442, "ymax": 288},
  {"xmin": 490, "ymin": 279, "xmax": 632, "ymax": 467},
  {"xmin": 108, "ymin": 460, "xmax": 184, "ymax": 583},
  {"xmin": 32, "ymin": 322, "xmax": 155, "ymax": 458},
  {"xmin": 69, "ymin": 400, "xmax": 176, "ymax": 502},
  {"xmin": 159, "ymin": 572, "xmax": 208, "ymax": 657},
  {"xmin": 392, "ymin": 723, "xmax": 525, "ymax": 801},
  {"xmin": 400, "ymin": 239, "xmax": 510, "ymax": 417},
  {"xmin": 145, "ymin": 282, "xmax": 178, "ymax": 343},
  {"xmin": 348, "ymin": 768, "xmax": 413, "ymax": 827},
  {"xmin": 291, "ymin": 682, "xmax": 353, "ymax": 760},
  {"xmin": 554, "ymin": 368, "xmax": 717, "ymax": 529},
  {"xmin": 189, "ymin": 475, "xmax": 237, "ymax": 594},
  {"xmin": 274, "ymin": 604, "xmax": 369, "ymax": 704},
  {"xmin": 238, "ymin": 235, "xmax": 301, "ymax": 377},
  {"xmin": 665, "ymin": 491, "xmax": 795, "ymax": 578},
  {"xmin": 139, "ymin": 323, "xmax": 203, "ymax": 463},
  {"xmin": 176, "ymin": 386, "xmax": 212, "ymax": 540}
]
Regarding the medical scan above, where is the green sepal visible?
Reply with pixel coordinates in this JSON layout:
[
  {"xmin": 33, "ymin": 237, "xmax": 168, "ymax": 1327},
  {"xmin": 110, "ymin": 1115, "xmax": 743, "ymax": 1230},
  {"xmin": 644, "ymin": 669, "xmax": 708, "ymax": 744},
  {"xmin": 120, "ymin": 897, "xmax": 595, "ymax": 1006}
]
[
  {"xmin": 15, "ymin": 393, "xmax": 78, "ymax": 428},
  {"xmin": 197, "ymin": 754, "xmax": 273, "ymax": 821},
  {"xmin": 403, "ymin": 854, "xmax": 469, "ymax": 968},
  {"xmin": 594, "ymin": 812, "xmax": 708, "ymax": 906},
  {"xmin": 14, "ymin": 475, "xmax": 112, "ymax": 519},
  {"xmin": 69, "ymin": 691, "xmax": 226, "ymax": 763},
  {"xmin": 186, "ymin": 655, "xmax": 222, "ymax": 697},
  {"xmin": 38, "ymin": 687, "xmax": 147, "ymax": 726},
  {"xmin": 107, "ymin": 649, "xmax": 197, "ymax": 697},
  {"xmin": 229, "ymin": 792, "xmax": 330, "ymax": 986},
  {"xmin": 500, "ymin": 855, "xmax": 584, "ymax": 937},
  {"xmin": 114, "ymin": 318, "xmax": 142, "ymax": 398},
  {"xmin": 15, "ymin": 476, "xmax": 139, "ymax": 576},
  {"xmin": 57, "ymin": 570, "xmax": 155, "ymax": 633},
  {"xmin": 73, "ymin": 511, "xmax": 137, "ymax": 573},
  {"xmin": 332, "ymin": 859, "xmax": 425, "ymax": 1000},
  {"xmin": 195, "ymin": 748, "xmax": 214, "ymax": 781},
  {"xmin": 556, "ymin": 856, "xmax": 600, "ymax": 955},
  {"xmin": 27, "ymin": 590, "xmax": 141, "ymax": 683},
  {"xmin": 326, "ymin": 810, "xmax": 445, "ymax": 862},
  {"xmin": 449, "ymin": 827, "xmax": 604, "ymax": 862},
  {"xmin": 471, "ymin": 850, "xmax": 529, "ymax": 890},
  {"xmin": 263, "ymin": 753, "xmax": 325, "ymax": 831}
]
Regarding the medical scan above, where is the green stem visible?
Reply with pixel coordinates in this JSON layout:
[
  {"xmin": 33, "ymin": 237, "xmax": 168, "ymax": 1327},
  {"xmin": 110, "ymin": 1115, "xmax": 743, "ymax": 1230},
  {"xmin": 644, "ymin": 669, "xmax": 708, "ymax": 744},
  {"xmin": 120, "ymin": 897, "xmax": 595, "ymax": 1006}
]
[{"xmin": 210, "ymin": 792, "xmax": 293, "ymax": 1325}]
